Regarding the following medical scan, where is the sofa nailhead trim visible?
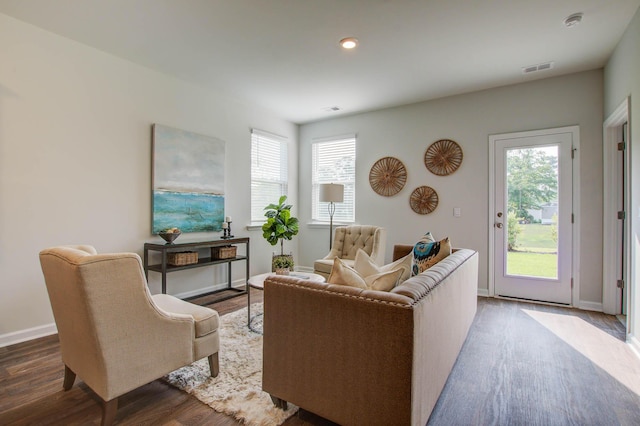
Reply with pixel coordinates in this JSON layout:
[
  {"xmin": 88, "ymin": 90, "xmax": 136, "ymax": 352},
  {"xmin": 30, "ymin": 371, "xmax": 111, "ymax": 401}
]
[{"xmin": 264, "ymin": 279, "xmax": 414, "ymax": 308}]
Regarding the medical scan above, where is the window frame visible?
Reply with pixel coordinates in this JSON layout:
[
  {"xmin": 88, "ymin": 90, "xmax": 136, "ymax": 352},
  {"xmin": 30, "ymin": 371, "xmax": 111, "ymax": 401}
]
[
  {"xmin": 311, "ymin": 134, "xmax": 356, "ymax": 223},
  {"xmin": 250, "ymin": 129, "xmax": 288, "ymax": 223}
]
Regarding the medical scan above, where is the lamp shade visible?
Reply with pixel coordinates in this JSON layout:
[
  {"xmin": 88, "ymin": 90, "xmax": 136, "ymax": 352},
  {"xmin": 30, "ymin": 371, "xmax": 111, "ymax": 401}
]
[{"xmin": 319, "ymin": 183, "xmax": 344, "ymax": 203}]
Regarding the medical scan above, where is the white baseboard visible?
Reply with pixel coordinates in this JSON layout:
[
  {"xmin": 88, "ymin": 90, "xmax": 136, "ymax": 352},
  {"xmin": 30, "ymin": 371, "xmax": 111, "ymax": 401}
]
[
  {"xmin": 173, "ymin": 285, "xmax": 221, "ymax": 299},
  {"xmin": 628, "ymin": 334, "xmax": 640, "ymax": 359},
  {"xmin": 0, "ymin": 323, "xmax": 57, "ymax": 348},
  {"xmin": 578, "ymin": 300, "xmax": 603, "ymax": 312},
  {"xmin": 1, "ymin": 279, "xmax": 249, "ymax": 348},
  {"xmin": 480, "ymin": 294, "xmax": 603, "ymax": 312},
  {"xmin": 172, "ymin": 278, "xmax": 247, "ymax": 299}
]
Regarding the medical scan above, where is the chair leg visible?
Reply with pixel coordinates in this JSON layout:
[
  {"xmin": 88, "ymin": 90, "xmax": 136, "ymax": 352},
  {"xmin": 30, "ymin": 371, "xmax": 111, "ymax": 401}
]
[
  {"xmin": 270, "ymin": 395, "xmax": 288, "ymax": 410},
  {"xmin": 101, "ymin": 398, "xmax": 118, "ymax": 426},
  {"xmin": 208, "ymin": 352, "xmax": 219, "ymax": 377},
  {"xmin": 62, "ymin": 365, "xmax": 76, "ymax": 391}
]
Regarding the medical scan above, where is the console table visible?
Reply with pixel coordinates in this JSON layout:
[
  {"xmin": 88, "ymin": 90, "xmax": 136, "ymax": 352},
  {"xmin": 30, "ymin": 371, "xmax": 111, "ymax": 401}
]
[{"xmin": 143, "ymin": 237, "xmax": 249, "ymax": 301}]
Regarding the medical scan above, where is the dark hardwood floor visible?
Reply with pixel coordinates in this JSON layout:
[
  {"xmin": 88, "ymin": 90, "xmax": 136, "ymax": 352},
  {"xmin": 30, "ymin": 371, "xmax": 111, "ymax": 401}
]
[
  {"xmin": 0, "ymin": 289, "xmax": 332, "ymax": 426},
  {"xmin": 1, "ymin": 291, "xmax": 639, "ymax": 425}
]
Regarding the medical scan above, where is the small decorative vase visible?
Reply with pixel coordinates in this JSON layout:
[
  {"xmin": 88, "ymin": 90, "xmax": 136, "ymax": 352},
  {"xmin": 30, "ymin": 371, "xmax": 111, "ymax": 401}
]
[{"xmin": 275, "ymin": 268, "xmax": 290, "ymax": 275}]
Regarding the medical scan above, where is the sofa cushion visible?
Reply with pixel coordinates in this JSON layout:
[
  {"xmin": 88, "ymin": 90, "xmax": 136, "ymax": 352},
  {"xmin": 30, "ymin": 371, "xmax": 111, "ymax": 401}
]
[
  {"xmin": 328, "ymin": 258, "xmax": 402, "ymax": 291},
  {"xmin": 152, "ymin": 293, "xmax": 219, "ymax": 338},
  {"xmin": 353, "ymin": 248, "xmax": 412, "ymax": 284},
  {"xmin": 412, "ymin": 233, "xmax": 452, "ymax": 275}
]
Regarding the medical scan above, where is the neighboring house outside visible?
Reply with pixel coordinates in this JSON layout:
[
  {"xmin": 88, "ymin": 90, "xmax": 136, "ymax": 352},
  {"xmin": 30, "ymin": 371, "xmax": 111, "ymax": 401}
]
[{"xmin": 527, "ymin": 202, "xmax": 558, "ymax": 225}]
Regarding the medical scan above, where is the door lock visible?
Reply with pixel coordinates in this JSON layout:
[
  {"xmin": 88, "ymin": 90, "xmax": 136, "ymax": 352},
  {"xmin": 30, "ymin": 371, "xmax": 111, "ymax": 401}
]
[{"xmin": 496, "ymin": 223, "xmax": 503, "ymax": 229}]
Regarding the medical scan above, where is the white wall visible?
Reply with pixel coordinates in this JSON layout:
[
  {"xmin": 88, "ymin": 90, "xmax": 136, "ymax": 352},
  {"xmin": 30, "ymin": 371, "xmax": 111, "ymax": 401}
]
[
  {"xmin": 298, "ymin": 70, "xmax": 604, "ymax": 307},
  {"xmin": 1, "ymin": 9, "xmax": 623, "ymax": 346},
  {"xmin": 604, "ymin": 7, "xmax": 640, "ymax": 351},
  {"xmin": 0, "ymin": 13, "xmax": 297, "ymax": 345}
]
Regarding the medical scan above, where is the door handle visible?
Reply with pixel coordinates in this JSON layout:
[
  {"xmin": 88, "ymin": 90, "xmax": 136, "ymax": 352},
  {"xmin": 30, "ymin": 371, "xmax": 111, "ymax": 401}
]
[{"xmin": 495, "ymin": 223, "xmax": 503, "ymax": 229}]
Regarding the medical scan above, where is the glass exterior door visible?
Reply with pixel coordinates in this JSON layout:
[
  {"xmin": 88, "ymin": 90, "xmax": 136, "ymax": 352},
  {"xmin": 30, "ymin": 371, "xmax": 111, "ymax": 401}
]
[{"xmin": 493, "ymin": 131, "xmax": 573, "ymax": 304}]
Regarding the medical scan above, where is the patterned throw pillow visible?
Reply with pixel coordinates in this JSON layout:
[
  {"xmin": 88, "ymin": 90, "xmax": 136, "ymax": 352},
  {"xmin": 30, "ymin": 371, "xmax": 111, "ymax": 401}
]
[
  {"xmin": 411, "ymin": 232, "xmax": 452, "ymax": 275},
  {"xmin": 328, "ymin": 258, "xmax": 403, "ymax": 292}
]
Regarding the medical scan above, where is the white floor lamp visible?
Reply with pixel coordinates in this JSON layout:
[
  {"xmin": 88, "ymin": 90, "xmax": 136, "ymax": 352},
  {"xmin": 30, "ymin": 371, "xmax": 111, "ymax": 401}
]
[{"xmin": 319, "ymin": 183, "xmax": 344, "ymax": 250}]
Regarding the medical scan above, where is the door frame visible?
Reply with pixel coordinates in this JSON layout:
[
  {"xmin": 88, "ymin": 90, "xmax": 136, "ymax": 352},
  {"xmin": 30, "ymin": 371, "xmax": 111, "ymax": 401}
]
[
  {"xmin": 488, "ymin": 126, "xmax": 581, "ymax": 307},
  {"xmin": 603, "ymin": 97, "xmax": 630, "ymax": 316}
]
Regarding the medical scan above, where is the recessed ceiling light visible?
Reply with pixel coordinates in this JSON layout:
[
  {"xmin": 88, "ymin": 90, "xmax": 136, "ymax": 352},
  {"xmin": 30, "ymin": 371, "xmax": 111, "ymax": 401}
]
[
  {"xmin": 564, "ymin": 12, "xmax": 583, "ymax": 28},
  {"xmin": 340, "ymin": 37, "xmax": 358, "ymax": 49}
]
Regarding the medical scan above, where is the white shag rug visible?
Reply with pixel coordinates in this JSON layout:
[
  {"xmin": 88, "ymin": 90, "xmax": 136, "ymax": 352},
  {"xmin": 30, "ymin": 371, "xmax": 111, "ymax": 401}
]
[{"xmin": 164, "ymin": 303, "xmax": 298, "ymax": 426}]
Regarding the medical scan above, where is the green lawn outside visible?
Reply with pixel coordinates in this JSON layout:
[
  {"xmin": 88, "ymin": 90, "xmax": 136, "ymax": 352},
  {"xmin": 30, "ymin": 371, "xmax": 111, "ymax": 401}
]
[
  {"xmin": 508, "ymin": 223, "xmax": 557, "ymax": 277},
  {"xmin": 506, "ymin": 251, "xmax": 557, "ymax": 278},
  {"xmin": 514, "ymin": 223, "xmax": 556, "ymax": 252}
]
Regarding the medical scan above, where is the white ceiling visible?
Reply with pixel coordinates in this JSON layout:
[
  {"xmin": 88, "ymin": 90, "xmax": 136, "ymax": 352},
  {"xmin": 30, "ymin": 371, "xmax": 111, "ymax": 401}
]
[{"xmin": 1, "ymin": 0, "xmax": 638, "ymax": 124}]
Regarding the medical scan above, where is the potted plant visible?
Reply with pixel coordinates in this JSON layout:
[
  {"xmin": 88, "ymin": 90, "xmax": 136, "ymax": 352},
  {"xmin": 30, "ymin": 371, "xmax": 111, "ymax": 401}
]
[
  {"xmin": 262, "ymin": 195, "xmax": 299, "ymax": 272},
  {"xmin": 272, "ymin": 255, "xmax": 294, "ymax": 275}
]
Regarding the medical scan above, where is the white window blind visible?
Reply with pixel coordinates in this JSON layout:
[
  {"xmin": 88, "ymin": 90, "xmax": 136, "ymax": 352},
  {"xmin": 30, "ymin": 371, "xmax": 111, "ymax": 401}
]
[
  {"xmin": 251, "ymin": 129, "xmax": 288, "ymax": 222},
  {"xmin": 312, "ymin": 135, "xmax": 356, "ymax": 222}
]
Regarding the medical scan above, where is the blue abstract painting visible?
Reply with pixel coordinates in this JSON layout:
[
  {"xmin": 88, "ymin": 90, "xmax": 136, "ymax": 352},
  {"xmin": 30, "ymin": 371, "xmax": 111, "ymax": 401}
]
[{"xmin": 152, "ymin": 124, "xmax": 225, "ymax": 233}]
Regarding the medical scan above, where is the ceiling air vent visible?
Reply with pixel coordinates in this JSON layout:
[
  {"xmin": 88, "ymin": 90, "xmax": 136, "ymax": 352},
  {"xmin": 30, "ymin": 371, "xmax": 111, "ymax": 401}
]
[{"xmin": 522, "ymin": 61, "xmax": 554, "ymax": 74}]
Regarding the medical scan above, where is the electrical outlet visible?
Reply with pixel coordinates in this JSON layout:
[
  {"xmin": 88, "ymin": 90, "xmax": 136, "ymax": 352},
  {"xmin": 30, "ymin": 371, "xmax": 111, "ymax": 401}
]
[{"xmin": 453, "ymin": 207, "xmax": 461, "ymax": 217}]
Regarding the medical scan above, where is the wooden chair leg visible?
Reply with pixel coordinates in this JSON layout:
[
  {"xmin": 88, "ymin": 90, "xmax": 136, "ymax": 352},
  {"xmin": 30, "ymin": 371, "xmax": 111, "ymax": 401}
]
[
  {"xmin": 208, "ymin": 352, "xmax": 219, "ymax": 377},
  {"xmin": 62, "ymin": 365, "xmax": 76, "ymax": 391},
  {"xmin": 270, "ymin": 395, "xmax": 288, "ymax": 410},
  {"xmin": 101, "ymin": 398, "xmax": 118, "ymax": 426}
]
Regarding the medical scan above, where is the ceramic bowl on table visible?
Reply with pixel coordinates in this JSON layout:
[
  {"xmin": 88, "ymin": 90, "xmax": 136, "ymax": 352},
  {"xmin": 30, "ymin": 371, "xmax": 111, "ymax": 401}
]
[{"xmin": 159, "ymin": 231, "xmax": 181, "ymax": 244}]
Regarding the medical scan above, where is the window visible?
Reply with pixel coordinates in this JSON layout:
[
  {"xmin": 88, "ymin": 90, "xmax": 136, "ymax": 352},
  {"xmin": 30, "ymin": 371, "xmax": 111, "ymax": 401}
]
[
  {"xmin": 312, "ymin": 135, "xmax": 356, "ymax": 222},
  {"xmin": 251, "ymin": 129, "xmax": 288, "ymax": 222}
]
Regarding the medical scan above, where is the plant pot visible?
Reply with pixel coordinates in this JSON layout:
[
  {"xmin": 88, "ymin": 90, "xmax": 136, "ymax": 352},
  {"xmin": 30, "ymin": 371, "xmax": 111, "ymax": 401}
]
[
  {"xmin": 272, "ymin": 254, "xmax": 294, "ymax": 273},
  {"xmin": 275, "ymin": 268, "xmax": 290, "ymax": 275}
]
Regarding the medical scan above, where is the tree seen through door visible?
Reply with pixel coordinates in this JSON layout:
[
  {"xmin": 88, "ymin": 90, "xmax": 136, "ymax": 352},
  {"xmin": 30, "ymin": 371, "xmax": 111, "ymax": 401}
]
[{"xmin": 506, "ymin": 146, "xmax": 559, "ymax": 279}]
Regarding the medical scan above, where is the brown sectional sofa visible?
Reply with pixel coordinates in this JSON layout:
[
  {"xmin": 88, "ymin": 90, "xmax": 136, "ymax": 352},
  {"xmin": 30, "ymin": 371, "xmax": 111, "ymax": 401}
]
[{"xmin": 262, "ymin": 247, "xmax": 479, "ymax": 425}]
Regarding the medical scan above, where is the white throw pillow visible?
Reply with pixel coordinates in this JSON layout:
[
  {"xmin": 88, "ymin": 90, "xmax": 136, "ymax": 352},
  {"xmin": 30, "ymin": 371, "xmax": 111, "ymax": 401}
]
[
  {"xmin": 327, "ymin": 258, "xmax": 367, "ymax": 289},
  {"xmin": 364, "ymin": 269, "xmax": 404, "ymax": 291},
  {"xmin": 353, "ymin": 248, "xmax": 412, "ymax": 284},
  {"xmin": 328, "ymin": 257, "xmax": 403, "ymax": 292}
]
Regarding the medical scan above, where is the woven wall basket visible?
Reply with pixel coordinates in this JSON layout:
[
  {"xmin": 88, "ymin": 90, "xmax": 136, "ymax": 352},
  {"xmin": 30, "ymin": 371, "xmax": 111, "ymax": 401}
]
[
  {"xmin": 424, "ymin": 139, "xmax": 463, "ymax": 176},
  {"xmin": 369, "ymin": 156, "xmax": 407, "ymax": 196},
  {"xmin": 409, "ymin": 186, "xmax": 439, "ymax": 214}
]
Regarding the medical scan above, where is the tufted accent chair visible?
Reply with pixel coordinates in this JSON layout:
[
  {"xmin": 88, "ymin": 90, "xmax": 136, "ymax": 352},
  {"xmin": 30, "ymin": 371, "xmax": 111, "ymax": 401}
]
[
  {"xmin": 39, "ymin": 245, "xmax": 220, "ymax": 426},
  {"xmin": 314, "ymin": 225, "xmax": 386, "ymax": 279}
]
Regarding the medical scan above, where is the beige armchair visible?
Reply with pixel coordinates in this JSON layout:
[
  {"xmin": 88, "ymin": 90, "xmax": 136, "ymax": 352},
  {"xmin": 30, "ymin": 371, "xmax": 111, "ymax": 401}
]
[
  {"xmin": 39, "ymin": 245, "xmax": 220, "ymax": 426},
  {"xmin": 313, "ymin": 225, "xmax": 386, "ymax": 279}
]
